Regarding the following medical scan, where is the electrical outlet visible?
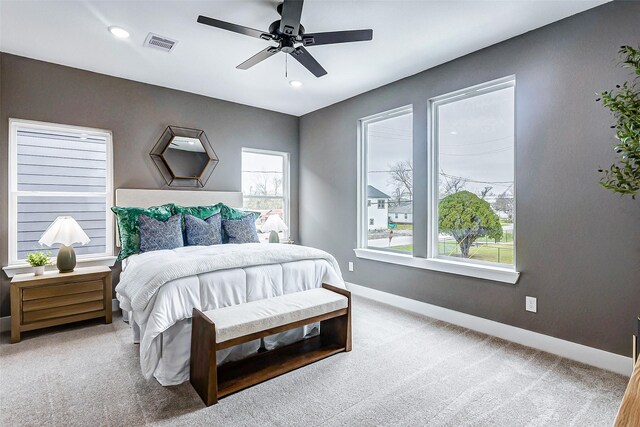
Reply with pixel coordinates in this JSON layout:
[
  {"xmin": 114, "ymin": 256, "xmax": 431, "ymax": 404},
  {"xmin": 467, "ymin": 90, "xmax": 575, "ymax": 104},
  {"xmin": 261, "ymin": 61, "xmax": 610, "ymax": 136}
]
[
  {"xmin": 348, "ymin": 261, "xmax": 354, "ymax": 272},
  {"xmin": 525, "ymin": 296, "xmax": 537, "ymax": 313}
]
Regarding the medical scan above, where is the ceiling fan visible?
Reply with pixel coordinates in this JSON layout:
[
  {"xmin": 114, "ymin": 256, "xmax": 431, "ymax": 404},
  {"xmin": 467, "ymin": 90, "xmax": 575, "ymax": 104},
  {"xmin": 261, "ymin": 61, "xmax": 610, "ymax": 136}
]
[{"xmin": 197, "ymin": 0, "xmax": 373, "ymax": 78}]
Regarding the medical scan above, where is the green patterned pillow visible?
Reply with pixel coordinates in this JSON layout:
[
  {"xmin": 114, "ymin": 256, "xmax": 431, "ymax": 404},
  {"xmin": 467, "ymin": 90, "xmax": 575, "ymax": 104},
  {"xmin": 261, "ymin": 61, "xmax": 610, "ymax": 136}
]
[
  {"xmin": 219, "ymin": 204, "xmax": 260, "ymax": 220},
  {"xmin": 111, "ymin": 204, "xmax": 175, "ymax": 261},
  {"xmin": 173, "ymin": 203, "xmax": 223, "ymax": 221}
]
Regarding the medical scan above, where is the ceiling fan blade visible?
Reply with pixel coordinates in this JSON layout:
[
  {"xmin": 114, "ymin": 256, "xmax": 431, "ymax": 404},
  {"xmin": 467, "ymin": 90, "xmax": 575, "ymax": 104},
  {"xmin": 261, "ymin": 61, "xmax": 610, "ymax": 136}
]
[
  {"xmin": 236, "ymin": 47, "xmax": 280, "ymax": 70},
  {"xmin": 279, "ymin": 0, "xmax": 304, "ymax": 36},
  {"xmin": 197, "ymin": 15, "xmax": 273, "ymax": 40},
  {"xmin": 302, "ymin": 29, "xmax": 373, "ymax": 46},
  {"xmin": 290, "ymin": 46, "xmax": 327, "ymax": 77}
]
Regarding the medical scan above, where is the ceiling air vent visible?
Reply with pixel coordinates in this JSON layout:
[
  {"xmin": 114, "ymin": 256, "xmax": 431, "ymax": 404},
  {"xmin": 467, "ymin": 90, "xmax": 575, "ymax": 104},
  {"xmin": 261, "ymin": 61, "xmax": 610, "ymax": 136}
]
[{"xmin": 144, "ymin": 33, "xmax": 178, "ymax": 53}]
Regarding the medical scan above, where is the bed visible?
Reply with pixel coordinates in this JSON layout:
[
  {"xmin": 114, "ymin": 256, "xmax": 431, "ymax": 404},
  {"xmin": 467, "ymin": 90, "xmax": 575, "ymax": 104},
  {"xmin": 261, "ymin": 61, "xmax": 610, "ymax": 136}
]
[{"xmin": 114, "ymin": 189, "xmax": 345, "ymax": 386}]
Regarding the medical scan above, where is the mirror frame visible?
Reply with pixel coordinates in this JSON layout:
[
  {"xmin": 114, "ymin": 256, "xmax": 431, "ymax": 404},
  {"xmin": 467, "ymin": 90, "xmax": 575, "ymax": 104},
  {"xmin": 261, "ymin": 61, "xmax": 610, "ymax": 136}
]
[{"xmin": 150, "ymin": 126, "xmax": 219, "ymax": 187}]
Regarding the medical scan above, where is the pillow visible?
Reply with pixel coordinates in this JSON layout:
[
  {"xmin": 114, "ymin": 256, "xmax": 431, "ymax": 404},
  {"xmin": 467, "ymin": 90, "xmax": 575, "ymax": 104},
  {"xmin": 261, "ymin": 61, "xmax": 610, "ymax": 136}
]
[
  {"xmin": 173, "ymin": 204, "xmax": 223, "ymax": 222},
  {"xmin": 218, "ymin": 204, "xmax": 260, "ymax": 243},
  {"xmin": 184, "ymin": 213, "xmax": 222, "ymax": 246},
  {"xmin": 219, "ymin": 204, "xmax": 260, "ymax": 221},
  {"xmin": 111, "ymin": 204, "xmax": 174, "ymax": 261},
  {"xmin": 139, "ymin": 214, "xmax": 184, "ymax": 253},
  {"xmin": 221, "ymin": 214, "xmax": 260, "ymax": 244}
]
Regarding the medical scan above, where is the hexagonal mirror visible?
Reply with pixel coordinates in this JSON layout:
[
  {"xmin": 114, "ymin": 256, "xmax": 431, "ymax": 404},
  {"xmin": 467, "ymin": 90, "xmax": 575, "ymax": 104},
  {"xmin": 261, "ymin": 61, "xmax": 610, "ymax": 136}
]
[{"xmin": 150, "ymin": 126, "xmax": 219, "ymax": 187}]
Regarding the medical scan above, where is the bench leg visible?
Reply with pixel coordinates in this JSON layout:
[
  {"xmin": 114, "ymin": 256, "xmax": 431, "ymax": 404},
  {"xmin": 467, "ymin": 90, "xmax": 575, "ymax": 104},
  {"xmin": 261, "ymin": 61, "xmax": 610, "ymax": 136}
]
[
  {"xmin": 321, "ymin": 284, "xmax": 352, "ymax": 352},
  {"xmin": 190, "ymin": 308, "xmax": 218, "ymax": 406}
]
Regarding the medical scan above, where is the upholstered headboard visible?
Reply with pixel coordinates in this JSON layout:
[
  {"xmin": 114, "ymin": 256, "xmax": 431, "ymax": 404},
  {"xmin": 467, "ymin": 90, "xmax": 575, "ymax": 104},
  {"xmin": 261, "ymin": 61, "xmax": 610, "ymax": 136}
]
[
  {"xmin": 115, "ymin": 188, "xmax": 243, "ymax": 209},
  {"xmin": 113, "ymin": 189, "xmax": 243, "ymax": 246}
]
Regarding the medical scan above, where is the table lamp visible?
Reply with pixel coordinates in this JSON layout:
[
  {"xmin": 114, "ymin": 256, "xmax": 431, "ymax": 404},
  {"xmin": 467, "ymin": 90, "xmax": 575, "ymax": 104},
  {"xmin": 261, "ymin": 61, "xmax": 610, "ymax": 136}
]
[
  {"xmin": 261, "ymin": 214, "xmax": 288, "ymax": 243},
  {"xmin": 39, "ymin": 216, "xmax": 90, "ymax": 273}
]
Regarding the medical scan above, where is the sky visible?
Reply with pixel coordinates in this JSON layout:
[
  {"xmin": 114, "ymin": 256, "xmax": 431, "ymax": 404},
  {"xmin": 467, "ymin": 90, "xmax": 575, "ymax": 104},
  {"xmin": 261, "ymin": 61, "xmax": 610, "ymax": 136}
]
[
  {"xmin": 437, "ymin": 86, "xmax": 514, "ymax": 196},
  {"xmin": 242, "ymin": 151, "xmax": 284, "ymax": 196},
  {"xmin": 366, "ymin": 85, "xmax": 514, "ymax": 200},
  {"xmin": 367, "ymin": 113, "xmax": 412, "ymax": 198}
]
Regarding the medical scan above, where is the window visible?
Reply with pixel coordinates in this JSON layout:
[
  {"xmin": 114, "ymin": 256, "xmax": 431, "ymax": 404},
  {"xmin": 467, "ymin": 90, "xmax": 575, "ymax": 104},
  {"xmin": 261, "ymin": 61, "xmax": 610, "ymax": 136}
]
[
  {"xmin": 8, "ymin": 119, "xmax": 113, "ymax": 265},
  {"xmin": 241, "ymin": 148, "xmax": 290, "ymax": 242},
  {"xmin": 358, "ymin": 106, "xmax": 413, "ymax": 253},
  {"xmin": 430, "ymin": 77, "xmax": 515, "ymax": 267}
]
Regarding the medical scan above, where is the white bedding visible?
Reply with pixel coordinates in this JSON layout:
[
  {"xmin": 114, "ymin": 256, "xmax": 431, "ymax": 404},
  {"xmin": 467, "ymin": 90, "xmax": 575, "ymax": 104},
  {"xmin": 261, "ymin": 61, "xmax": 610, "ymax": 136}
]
[{"xmin": 117, "ymin": 244, "xmax": 344, "ymax": 385}]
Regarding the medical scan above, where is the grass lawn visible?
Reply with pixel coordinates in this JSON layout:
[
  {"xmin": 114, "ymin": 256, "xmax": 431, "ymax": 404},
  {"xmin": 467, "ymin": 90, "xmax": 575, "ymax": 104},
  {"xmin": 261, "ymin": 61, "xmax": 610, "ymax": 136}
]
[
  {"xmin": 389, "ymin": 240, "xmax": 514, "ymax": 265},
  {"xmin": 395, "ymin": 224, "xmax": 413, "ymax": 231}
]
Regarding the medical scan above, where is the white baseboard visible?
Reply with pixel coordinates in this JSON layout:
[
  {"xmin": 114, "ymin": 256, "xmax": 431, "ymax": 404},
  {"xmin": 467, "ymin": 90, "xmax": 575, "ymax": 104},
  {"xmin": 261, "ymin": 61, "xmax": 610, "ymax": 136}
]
[
  {"xmin": 347, "ymin": 282, "xmax": 633, "ymax": 377},
  {"xmin": 0, "ymin": 298, "xmax": 121, "ymax": 334}
]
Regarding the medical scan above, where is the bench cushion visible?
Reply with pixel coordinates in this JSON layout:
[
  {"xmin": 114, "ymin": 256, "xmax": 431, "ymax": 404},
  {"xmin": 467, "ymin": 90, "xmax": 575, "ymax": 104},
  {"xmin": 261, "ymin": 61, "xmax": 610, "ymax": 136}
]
[{"xmin": 202, "ymin": 288, "xmax": 348, "ymax": 344}]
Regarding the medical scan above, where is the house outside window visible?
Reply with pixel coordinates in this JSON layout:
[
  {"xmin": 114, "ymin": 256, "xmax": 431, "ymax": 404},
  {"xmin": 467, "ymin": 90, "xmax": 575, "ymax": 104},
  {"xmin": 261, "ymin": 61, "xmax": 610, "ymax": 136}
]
[
  {"xmin": 8, "ymin": 119, "xmax": 114, "ymax": 265},
  {"xmin": 241, "ymin": 148, "xmax": 290, "ymax": 242}
]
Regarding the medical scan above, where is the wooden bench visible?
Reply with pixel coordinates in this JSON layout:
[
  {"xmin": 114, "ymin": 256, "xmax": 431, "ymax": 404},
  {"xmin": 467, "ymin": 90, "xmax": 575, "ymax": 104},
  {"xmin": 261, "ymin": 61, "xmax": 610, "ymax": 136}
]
[{"xmin": 190, "ymin": 284, "xmax": 351, "ymax": 406}]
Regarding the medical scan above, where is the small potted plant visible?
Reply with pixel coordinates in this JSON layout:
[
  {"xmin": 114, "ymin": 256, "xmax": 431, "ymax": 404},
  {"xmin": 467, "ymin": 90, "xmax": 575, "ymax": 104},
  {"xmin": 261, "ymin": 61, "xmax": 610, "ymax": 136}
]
[{"xmin": 26, "ymin": 251, "xmax": 51, "ymax": 276}]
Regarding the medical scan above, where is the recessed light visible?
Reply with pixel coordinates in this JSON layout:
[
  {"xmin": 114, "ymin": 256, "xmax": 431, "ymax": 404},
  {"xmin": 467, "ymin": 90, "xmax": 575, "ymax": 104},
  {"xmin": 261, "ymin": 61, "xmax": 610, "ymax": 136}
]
[
  {"xmin": 108, "ymin": 26, "xmax": 130, "ymax": 39},
  {"xmin": 289, "ymin": 80, "xmax": 302, "ymax": 88},
  {"xmin": 449, "ymin": 131, "xmax": 458, "ymax": 135}
]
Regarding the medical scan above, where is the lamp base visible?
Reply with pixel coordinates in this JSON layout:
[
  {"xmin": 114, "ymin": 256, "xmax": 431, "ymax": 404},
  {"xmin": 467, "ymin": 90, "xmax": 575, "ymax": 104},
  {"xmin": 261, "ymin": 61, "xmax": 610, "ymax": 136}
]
[
  {"xmin": 57, "ymin": 245, "xmax": 76, "ymax": 273},
  {"xmin": 268, "ymin": 230, "xmax": 280, "ymax": 243}
]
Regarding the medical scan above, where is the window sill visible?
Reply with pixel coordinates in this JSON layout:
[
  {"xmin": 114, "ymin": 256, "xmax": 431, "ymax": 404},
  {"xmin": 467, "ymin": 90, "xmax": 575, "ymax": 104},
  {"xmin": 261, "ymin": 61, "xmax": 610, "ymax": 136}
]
[
  {"xmin": 353, "ymin": 248, "xmax": 520, "ymax": 284},
  {"xmin": 3, "ymin": 256, "xmax": 117, "ymax": 278}
]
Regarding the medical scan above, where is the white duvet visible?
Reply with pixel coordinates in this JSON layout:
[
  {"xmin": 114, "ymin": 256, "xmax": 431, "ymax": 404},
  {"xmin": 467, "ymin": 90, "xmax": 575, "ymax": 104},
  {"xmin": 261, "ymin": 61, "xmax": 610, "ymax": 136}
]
[{"xmin": 116, "ymin": 244, "xmax": 344, "ymax": 385}]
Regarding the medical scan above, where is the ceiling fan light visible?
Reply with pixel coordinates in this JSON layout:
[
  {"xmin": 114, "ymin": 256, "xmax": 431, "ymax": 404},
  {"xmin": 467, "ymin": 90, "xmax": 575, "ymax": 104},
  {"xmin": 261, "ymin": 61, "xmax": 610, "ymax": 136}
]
[
  {"xmin": 108, "ymin": 26, "xmax": 130, "ymax": 39},
  {"xmin": 289, "ymin": 80, "xmax": 303, "ymax": 88}
]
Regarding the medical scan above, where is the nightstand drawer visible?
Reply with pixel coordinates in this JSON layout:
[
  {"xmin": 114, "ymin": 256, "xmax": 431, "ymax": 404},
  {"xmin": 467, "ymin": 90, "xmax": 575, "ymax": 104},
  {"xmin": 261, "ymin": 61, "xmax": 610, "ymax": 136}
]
[
  {"xmin": 23, "ymin": 290, "xmax": 104, "ymax": 312},
  {"xmin": 23, "ymin": 300, "xmax": 105, "ymax": 324},
  {"xmin": 22, "ymin": 280, "xmax": 104, "ymax": 301}
]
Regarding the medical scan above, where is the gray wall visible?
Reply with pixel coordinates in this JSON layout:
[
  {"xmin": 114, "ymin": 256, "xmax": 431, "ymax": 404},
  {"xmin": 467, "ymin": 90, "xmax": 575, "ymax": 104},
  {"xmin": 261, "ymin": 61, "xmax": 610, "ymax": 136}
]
[
  {"xmin": 299, "ymin": 1, "xmax": 640, "ymax": 357},
  {"xmin": 0, "ymin": 53, "xmax": 299, "ymax": 316}
]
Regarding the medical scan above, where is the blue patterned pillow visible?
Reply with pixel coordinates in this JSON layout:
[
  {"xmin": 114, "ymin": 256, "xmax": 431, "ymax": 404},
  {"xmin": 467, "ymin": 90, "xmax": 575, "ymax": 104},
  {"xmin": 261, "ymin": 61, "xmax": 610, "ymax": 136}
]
[
  {"xmin": 139, "ymin": 214, "xmax": 184, "ymax": 252},
  {"xmin": 221, "ymin": 214, "xmax": 260, "ymax": 244},
  {"xmin": 184, "ymin": 214, "xmax": 222, "ymax": 246}
]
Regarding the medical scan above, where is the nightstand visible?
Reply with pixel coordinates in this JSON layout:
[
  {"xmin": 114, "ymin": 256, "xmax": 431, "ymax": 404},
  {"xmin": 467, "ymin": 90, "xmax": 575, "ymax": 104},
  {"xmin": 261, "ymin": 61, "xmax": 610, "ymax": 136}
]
[{"xmin": 10, "ymin": 266, "xmax": 112, "ymax": 343}]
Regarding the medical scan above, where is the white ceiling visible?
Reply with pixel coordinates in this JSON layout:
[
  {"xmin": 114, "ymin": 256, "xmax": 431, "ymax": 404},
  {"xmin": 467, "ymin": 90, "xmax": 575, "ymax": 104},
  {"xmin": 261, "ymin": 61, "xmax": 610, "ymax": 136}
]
[{"xmin": 0, "ymin": 0, "xmax": 608, "ymax": 116}]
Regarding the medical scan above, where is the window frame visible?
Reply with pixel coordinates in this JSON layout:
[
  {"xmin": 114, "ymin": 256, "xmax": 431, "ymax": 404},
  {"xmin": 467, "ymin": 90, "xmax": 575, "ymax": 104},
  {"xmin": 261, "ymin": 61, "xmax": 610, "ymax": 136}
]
[
  {"xmin": 241, "ymin": 147, "xmax": 290, "ymax": 240},
  {"xmin": 356, "ymin": 105, "xmax": 413, "ymax": 252},
  {"xmin": 6, "ymin": 118, "xmax": 115, "ymax": 268},
  {"xmin": 427, "ymin": 76, "xmax": 517, "ymax": 269},
  {"xmin": 354, "ymin": 78, "xmax": 520, "ymax": 284}
]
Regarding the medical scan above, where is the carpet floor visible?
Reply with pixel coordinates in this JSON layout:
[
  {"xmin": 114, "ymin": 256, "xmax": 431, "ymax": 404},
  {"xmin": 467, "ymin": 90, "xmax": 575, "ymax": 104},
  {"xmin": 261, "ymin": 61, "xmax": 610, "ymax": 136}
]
[{"xmin": 0, "ymin": 295, "xmax": 628, "ymax": 426}]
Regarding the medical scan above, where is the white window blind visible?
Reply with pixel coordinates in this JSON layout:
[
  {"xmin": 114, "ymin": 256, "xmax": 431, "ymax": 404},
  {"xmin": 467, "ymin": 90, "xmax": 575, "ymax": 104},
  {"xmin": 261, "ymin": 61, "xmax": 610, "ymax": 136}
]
[{"xmin": 9, "ymin": 120, "xmax": 113, "ymax": 264}]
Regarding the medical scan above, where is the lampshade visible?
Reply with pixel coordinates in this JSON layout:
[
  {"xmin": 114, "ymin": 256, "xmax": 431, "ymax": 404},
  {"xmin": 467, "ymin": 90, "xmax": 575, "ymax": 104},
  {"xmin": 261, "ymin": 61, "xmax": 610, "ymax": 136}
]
[
  {"xmin": 39, "ymin": 216, "xmax": 90, "ymax": 247},
  {"xmin": 261, "ymin": 214, "xmax": 289, "ymax": 233}
]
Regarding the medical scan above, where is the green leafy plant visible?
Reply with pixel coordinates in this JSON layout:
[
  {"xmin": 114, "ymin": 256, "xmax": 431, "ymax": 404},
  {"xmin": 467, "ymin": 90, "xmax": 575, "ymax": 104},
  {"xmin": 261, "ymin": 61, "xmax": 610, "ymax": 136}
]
[
  {"xmin": 596, "ymin": 45, "xmax": 640, "ymax": 199},
  {"xmin": 26, "ymin": 251, "xmax": 52, "ymax": 267},
  {"xmin": 438, "ymin": 191, "xmax": 503, "ymax": 258}
]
